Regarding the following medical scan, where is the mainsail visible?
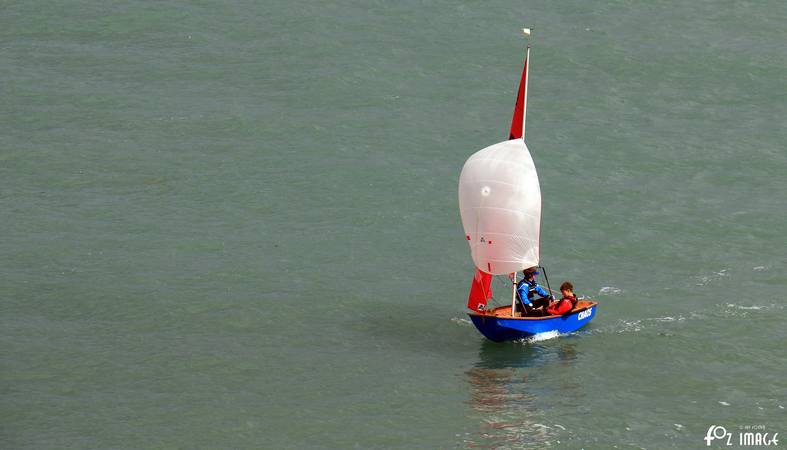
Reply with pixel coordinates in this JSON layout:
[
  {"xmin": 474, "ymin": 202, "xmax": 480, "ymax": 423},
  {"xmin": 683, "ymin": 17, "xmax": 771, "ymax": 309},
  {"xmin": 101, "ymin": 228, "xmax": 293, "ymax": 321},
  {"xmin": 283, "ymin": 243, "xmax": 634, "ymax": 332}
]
[{"xmin": 459, "ymin": 45, "xmax": 540, "ymax": 313}]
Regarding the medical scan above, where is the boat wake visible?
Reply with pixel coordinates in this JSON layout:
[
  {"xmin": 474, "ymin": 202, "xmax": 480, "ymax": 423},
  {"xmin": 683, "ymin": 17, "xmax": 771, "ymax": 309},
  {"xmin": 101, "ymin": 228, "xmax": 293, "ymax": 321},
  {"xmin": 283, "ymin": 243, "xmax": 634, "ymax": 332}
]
[
  {"xmin": 452, "ymin": 317, "xmax": 566, "ymax": 342},
  {"xmin": 583, "ymin": 301, "xmax": 781, "ymax": 336},
  {"xmin": 511, "ymin": 330, "xmax": 562, "ymax": 344}
]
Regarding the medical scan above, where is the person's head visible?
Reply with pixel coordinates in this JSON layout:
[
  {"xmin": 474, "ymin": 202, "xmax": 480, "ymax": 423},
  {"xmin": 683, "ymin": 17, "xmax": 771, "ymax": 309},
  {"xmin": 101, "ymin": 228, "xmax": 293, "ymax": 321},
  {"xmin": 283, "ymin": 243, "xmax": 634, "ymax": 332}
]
[
  {"xmin": 523, "ymin": 268, "xmax": 539, "ymax": 281},
  {"xmin": 560, "ymin": 281, "xmax": 574, "ymax": 297}
]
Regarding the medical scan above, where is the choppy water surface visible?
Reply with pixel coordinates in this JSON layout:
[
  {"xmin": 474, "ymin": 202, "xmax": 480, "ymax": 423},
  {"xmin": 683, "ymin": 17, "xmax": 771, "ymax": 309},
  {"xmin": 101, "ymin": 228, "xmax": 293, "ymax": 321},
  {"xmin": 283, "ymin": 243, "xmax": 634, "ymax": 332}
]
[{"xmin": 2, "ymin": 0, "xmax": 785, "ymax": 448}]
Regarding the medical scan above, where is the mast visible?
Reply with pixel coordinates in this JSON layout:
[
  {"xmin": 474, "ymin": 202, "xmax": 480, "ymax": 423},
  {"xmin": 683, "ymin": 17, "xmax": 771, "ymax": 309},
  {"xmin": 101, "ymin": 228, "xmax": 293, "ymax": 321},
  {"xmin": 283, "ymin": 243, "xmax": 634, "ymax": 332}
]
[
  {"xmin": 460, "ymin": 28, "xmax": 541, "ymax": 315},
  {"xmin": 510, "ymin": 28, "xmax": 531, "ymax": 317}
]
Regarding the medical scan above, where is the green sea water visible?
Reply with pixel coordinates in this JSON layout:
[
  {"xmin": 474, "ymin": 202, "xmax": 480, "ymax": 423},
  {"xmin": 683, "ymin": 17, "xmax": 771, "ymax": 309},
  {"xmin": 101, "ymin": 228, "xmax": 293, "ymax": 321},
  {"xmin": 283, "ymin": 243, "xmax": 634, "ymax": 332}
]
[{"xmin": 2, "ymin": 1, "xmax": 785, "ymax": 448}]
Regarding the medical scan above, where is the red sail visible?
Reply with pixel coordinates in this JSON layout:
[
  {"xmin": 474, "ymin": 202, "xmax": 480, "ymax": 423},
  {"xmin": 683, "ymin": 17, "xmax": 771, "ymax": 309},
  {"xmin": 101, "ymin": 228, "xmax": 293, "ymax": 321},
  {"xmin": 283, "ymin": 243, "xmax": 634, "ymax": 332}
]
[
  {"xmin": 467, "ymin": 269, "xmax": 493, "ymax": 313},
  {"xmin": 508, "ymin": 53, "xmax": 528, "ymax": 140}
]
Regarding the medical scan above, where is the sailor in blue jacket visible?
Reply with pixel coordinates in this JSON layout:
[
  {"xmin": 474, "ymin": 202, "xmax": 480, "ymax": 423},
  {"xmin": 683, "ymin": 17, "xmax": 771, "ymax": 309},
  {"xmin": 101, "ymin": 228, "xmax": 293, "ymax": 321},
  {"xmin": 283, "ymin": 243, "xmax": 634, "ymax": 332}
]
[{"xmin": 516, "ymin": 268, "xmax": 553, "ymax": 316}]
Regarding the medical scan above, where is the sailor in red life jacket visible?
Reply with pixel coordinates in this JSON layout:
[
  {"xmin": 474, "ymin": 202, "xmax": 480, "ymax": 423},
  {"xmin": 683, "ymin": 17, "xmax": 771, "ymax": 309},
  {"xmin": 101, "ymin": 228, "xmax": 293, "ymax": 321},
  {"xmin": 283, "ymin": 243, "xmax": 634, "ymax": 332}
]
[{"xmin": 547, "ymin": 281, "xmax": 578, "ymax": 316}]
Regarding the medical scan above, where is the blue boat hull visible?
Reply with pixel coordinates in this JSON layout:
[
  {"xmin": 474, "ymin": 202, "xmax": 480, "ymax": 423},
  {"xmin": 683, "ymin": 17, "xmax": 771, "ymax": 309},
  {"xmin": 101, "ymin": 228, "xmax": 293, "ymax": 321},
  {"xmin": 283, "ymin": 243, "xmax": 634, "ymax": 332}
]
[{"xmin": 468, "ymin": 301, "xmax": 598, "ymax": 342}]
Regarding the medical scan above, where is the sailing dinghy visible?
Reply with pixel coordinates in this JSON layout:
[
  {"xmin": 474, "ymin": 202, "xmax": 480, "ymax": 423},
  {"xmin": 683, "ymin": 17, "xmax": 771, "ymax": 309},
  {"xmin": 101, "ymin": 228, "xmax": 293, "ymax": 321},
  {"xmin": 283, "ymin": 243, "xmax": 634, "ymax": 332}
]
[{"xmin": 458, "ymin": 30, "xmax": 598, "ymax": 342}]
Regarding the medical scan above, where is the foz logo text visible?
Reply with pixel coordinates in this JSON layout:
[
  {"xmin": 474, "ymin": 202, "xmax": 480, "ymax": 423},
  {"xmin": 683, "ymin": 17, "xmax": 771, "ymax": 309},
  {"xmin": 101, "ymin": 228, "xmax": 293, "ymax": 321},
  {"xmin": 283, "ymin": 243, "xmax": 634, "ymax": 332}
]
[{"xmin": 705, "ymin": 425, "xmax": 779, "ymax": 447}]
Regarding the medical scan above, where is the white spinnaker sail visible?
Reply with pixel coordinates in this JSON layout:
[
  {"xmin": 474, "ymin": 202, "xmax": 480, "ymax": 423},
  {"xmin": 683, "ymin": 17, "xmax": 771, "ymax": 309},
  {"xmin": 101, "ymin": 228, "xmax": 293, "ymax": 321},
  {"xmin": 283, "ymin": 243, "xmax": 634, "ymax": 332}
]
[{"xmin": 458, "ymin": 138, "xmax": 541, "ymax": 276}]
